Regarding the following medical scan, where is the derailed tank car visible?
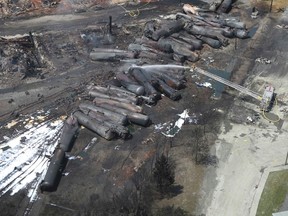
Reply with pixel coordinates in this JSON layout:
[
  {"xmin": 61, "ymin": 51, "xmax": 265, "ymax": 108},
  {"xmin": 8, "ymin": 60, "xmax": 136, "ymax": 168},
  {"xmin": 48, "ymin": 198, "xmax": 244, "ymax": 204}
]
[{"xmin": 40, "ymin": 148, "xmax": 66, "ymax": 192}]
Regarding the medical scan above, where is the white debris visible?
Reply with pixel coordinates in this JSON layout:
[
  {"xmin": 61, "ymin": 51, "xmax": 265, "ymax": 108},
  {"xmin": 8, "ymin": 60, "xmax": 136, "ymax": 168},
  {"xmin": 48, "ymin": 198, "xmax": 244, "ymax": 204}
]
[
  {"xmin": 196, "ymin": 82, "xmax": 213, "ymax": 88},
  {"xmin": 5, "ymin": 119, "xmax": 19, "ymax": 129},
  {"xmin": 154, "ymin": 122, "xmax": 169, "ymax": 131},
  {"xmin": 255, "ymin": 57, "xmax": 271, "ymax": 64},
  {"xmin": 251, "ymin": 10, "xmax": 259, "ymax": 19},
  {"xmin": 247, "ymin": 116, "xmax": 253, "ymax": 122},
  {"xmin": 63, "ymin": 172, "xmax": 70, "ymax": 176},
  {"xmin": 68, "ymin": 156, "xmax": 77, "ymax": 160},
  {"xmin": 83, "ymin": 137, "xmax": 97, "ymax": 152},
  {"xmin": 276, "ymin": 24, "xmax": 288, "ymax": 29},
  {"xmin": 162, "ymin": 109, "xmax": 190, "ymax": 138},
  {"xmin": 159, "ymin": 14, "xmax": 177, "ymax": 20},
  {"xmin": 114, "ymin": 145, "xmax": 120, "ymax": 150},
  {"xmin": 102, "ymin": 168, "xmax": 110, "ymax": 173}
]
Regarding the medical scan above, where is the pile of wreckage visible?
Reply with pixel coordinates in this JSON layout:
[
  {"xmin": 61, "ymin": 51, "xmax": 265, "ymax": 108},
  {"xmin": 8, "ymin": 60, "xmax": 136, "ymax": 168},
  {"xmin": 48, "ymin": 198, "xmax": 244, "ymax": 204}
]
[
  {"xmin": 89, "ymin": 2, "xmax": 249, "ymax": 63},
  {"xmin": 40, "ymin": 65, "xmax": 186, "ymax": 191},
  {"xmin": 74, "ymin": 64, "xmax": 186, "ymax": 140},
  {"xmin": 41, "ymin": 0, "xmax": 249, "ymax": 191}
]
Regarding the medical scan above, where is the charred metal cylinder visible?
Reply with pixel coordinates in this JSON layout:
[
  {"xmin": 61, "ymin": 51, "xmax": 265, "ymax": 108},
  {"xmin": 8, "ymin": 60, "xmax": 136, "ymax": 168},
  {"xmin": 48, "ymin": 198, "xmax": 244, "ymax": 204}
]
[
  {"xmin": 79, "ymin": 102, "xmax": 128, "ymax": 125},
  {"xmin": 91, "ymin": 85, "xmax": 134, "ymax": 96},
  {"xmin": 151, "ymin": 72, "xmax": 183, "ymax": 89},
  {"xmin": 135, "ymin": 36, "xmax": 159, "ymax": 50},
  {"xmin": 106, "ymin": 84, "xmax": 140, "ymax": 97},
  {"xmin": 128, "ymin": 43, "xmax": 151, "ymax": 52},
  {"xmin": 171, "ymin": 32, "xmax": 203, "ymax": 50},
  {"xmin": 89, "ymin": 89, "xmax": 138, "ymax": 104},
  {"xmin": 116, "ymin": 71, "xmax": 138, "ymax": 85},
  {"xmin": 105, "ymin": 78, "xmax": 122, "ymax": 87},
  {"xmin": 144, "ymin": 20, "xmax": 185, "ymax": 41},
  {"xmin": 129, "ymin": 68, "xmax": 161, "ymax": 100},
  {"xmin": 154, "ymin": 77, "xmax": 181, "ymax": 101},
  {"xmin": 196, "ymin": 35, "xmax": 222, "ymax": 49},
  {"xmin": 158, "ymin": 37, "xmax": 199, "ymax": 62},
  {"xmin": 185, "ymin": 24, "xmax": 229, "ymax": 46},
  {"xmin": 233, "ymin": 29, "xmax": 249, "ymax": 39},
  {"xmin": 90, "ymin": 112, "xmax": 129, "ymax": 139},
  {"xmin": 40, "ymin": 148, "xmax": 65, "ymax": 192},
  {"xmin": 218, "ymin": 0, "xmax": 232, "ymax": 13},
  {"xmin": 223, "ymin": 20, "xmax": 246, "ymax": 29},
  {"xmin": 93, "ymin": 97, "xmax": 143, "ymax": 113},
  {"xmin": 74, "ymin": 111, "xmax": 116, "ymax": 140},
  {"xmin": 58, "ymin": 115, "xmax": 79, "ymax": 152},
  {"xmin": 115, "ymin": 73, "xmax": 145, "ymax": 96},
  {"xmin": 96, "ymin": 103, "xmax": 150, "ymax": 126},
  {"xmin": 90, "ymin": 49, "xmax": 135, "ymax": 61}
]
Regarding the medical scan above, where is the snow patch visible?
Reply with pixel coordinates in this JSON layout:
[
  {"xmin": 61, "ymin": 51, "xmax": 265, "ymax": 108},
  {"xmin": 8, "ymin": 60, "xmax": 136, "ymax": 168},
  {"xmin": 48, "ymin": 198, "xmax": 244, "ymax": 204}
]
[{"xmin": 0, "ymin": 118, "xmax": 63, "ymax": 202}]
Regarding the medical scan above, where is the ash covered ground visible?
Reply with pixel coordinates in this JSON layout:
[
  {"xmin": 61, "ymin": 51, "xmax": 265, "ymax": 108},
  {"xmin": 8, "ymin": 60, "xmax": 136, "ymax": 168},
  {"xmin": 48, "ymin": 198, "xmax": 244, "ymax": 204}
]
[{"xmin": 1, "ymin": 0, "xmax": 288, "ymax": 216}]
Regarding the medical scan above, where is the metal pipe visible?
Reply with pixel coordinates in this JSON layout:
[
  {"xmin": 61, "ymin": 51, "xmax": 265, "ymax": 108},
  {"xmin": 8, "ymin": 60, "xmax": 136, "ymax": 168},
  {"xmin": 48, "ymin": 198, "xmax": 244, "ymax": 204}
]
[
  {"xmin": 93, "ymin": 97, "xmax": 143, "ymax": 113},
  {"xmin": 74, "ymin": 111, "xmax": 116, "ymax": 140},
  {"xmin": 79, "ymin": 102, "xmax": 128, "ymax": 125}
]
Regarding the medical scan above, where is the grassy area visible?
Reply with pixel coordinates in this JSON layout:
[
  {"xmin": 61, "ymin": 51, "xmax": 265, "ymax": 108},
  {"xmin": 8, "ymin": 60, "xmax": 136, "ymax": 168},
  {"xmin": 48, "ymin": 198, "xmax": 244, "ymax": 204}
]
[{"xmin": 256, "ymin": 169, "xmax": 288, "ymax": 216}]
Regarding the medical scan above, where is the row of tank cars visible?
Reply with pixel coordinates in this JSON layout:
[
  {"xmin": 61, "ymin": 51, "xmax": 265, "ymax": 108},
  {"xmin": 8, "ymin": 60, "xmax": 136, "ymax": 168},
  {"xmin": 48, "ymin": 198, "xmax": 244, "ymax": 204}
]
[{"xmin": 40, "ymin": 65, "xmax": 186, "ymax": 192}]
